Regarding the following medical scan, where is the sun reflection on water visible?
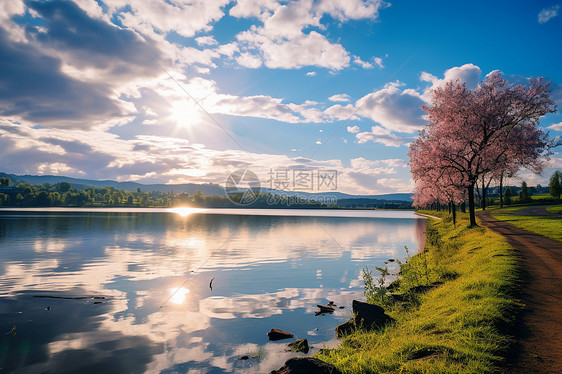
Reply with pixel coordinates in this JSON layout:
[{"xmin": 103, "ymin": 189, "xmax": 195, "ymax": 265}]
[{"xmin": 169, "ymin": 287, "xmax": 190, "ymax": 305}]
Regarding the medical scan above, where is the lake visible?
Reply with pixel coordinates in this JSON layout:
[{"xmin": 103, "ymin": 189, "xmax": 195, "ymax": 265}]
[{"xmin": 0, "ymin": 208, "xmax": 426, "ymax": 373}]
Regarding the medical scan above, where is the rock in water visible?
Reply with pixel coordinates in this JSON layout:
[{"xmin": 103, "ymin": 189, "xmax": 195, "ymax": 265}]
[
  {"xmin": 288, "ymin": 339, "xmax": 309, "ymax": 353},
  {"xmin": 316, "ymin": 304, "xmax": 335, "ymax": 313},
  {"xmin": 271, "ymin": 357, "xmax": 342, "ymax": 374},
  {"xmin": 268, "ymin": 328, "xmax": 294, "ymax": 341}
]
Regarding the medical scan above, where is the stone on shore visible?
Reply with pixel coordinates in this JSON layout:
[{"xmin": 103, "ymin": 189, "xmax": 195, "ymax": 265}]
[
  {"xmin": 335, "ymin": 300, "xmax": 393, "ymax": 337},
  {"xmin": 288, "ymin": 339, "xmax": 309, "ymax": 353},
  {"xmin": 271, "ymin": 357, "xmax": 342, "ymax": 374}
]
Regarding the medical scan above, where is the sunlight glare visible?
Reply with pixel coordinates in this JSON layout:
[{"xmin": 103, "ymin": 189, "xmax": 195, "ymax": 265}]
[
  {"xmin": 170, "ymin": 100, "xmax": 202, "ymax": 128},
  {"xmin": 169, "ymin": 207, "xmax": 207, "ymax": 217},
  {"xmin": 169, "ymin": 287, "xmax": 190, "ymax": 305}
]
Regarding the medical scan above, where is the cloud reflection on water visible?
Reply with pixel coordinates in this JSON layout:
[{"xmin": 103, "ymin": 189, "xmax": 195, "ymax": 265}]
[{"xmin": 0, "ymin": 210, "xmax": 425, "ymax": 373}]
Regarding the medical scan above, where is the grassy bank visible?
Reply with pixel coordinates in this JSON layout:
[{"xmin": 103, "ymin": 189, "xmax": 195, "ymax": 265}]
[
  {"xmin": 491, "ymin": 207, "xmax": 562, "ymax": 242},
  {"xmin": 317, "ymin": 211, "xmax": 521, "ymax": 373}
]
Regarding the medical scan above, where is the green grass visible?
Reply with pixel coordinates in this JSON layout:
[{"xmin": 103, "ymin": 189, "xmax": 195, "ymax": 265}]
[
  {"xmin": 546, "ymin": 204, "xmax": 562, "ymax": 214},
  {"xmin": 491, "ymin": 213, "xmax": 562, "ymax": 242},
  {"xmin": 531, "ymin": 193, "xmax": 555, "ymax": 201},
  {"xmin": 317, "ymin": 211, "xmax": 521, "ymax": 373}
]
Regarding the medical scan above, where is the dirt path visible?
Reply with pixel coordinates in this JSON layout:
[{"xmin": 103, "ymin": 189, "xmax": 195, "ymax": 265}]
[{"xmin": 477, "ymin": 210, "xmax": 562, "ymax": 373}]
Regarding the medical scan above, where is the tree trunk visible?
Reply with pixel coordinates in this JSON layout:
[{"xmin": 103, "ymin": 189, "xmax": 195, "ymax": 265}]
[
  {"xmin": 461, "ymin": 201, "xmax": 466, "ymax": 213},
  {"xmin": 467, "ymin": 183, "xmax": 477, "ymax": 227},
  {"xmin": 481, "ymin": 175, "xmax": 486, "ymax": 211},
  {"xmin": 452, "ymin": 202, "xmax": 457, "ymax": 225},
  {"xmin": 448, "ymin": 201, "xmax": 452, "ymax": 214},
  {"xmin": 499, "ymin": 175, "xmax": 504, "ymax": 208}
]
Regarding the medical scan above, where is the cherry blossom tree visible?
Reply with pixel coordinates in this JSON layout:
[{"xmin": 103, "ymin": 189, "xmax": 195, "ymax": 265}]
[{"xmin": 409, "ymin": 72, "xmax": 556, "ymax": 226}]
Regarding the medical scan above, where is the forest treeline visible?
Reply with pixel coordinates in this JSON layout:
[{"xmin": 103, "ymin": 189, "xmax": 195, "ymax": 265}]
[{"xmin": 0, "ymin": 178, "xmax": 412, "ymax": 209}]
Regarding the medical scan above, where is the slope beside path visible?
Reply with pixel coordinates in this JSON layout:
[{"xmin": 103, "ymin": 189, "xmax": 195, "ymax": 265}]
[{"xmin": 477, "ymin": 209, "xmax": 562, "ymax": 373}]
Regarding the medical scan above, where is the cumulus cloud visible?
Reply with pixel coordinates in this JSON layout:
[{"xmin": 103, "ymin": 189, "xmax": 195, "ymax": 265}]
[
  {"xmin": 538, "ymin": 5, "xmax": 559, "ymax": 24},
  {"xmin": 237, "ymin": 29, "xmax": 350, "ymax": 70},
  {"xmin": 355, "ymin": 82, "xmax": 427, "ymax": 133},
  {"xmin": 0, "ymin": 26, "xmax": 130, "ymax": 129},
  {"xmin": 195, "ymin": 36, "xmax": 218, "ymax": 46},
  {"xmin": 229, "ymin": 0, "xmax": 278, "ymax": 18},
  {"xmin": 231, "ymin": 0, "xmax": 388, "ymax": 71},
  {"xmin": 347, "ymin": 125, "xmax": 360, "ymax": 134},
  {"xmin": 329, "ymin": 94, "xmax": 351, "ymax": 102},
  {"xmin": 306, "ymin": 71, "xmax": 317, "ymax": 76},
  {"xmin": 353, "ymin": 56, "xmax": 373, "ymax": 69},
  {"xmin": 105, "ymin": 0, "xmax": 229, "ymax": 38},
  {"xmin": 420, "ymin": 63, "xmax": 482, "ymax": 93},
  {"xmin": 355, "ymin": 126, "xmax": 413, "ymax": 147},
  {"xmin": 235, "ymin": 51, "xmax": 263, "ymax": 68}
]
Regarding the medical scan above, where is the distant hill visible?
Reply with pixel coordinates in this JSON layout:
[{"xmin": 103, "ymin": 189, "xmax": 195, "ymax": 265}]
[{"xmin": 0, "ymin": 172, "xmax": 414, "ymax": 202}]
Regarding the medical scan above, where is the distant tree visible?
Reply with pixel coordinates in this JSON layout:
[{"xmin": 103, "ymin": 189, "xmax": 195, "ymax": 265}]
[
  {"xmin": 49, "ymin": 192, "xmax": 61, "ymax": 206},
  {"xmin": 520, "ymin": 181, "xmax": 530, "ymax": 202},
  {"xmin": 504, "ymin": 187, "xmax": 513, "ymax": 205},
  {"xmin": 0, "ymin": 193, "xmax": 8, "ymax": 206},
  {"xmin": 36, "ymin": 191, "xmax": 51, "ymax": 206},
  {"xmin": 550, "ymin": 170, "xmax": 562, "ymax": 200},
  {"xmin": 0, "ymin": 178, "xmax": 11, "ymax": 186},
  {"xmin": 56, "ymin": 182, "xmax": 71, "ymax": 193},
  {"xmin": 127, "ymin": 195, "xmax": 134, "ymax": 205}
]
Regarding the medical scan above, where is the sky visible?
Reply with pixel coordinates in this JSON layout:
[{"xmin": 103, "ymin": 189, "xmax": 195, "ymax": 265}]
[{"xmin": 0, "ymin": 0, "xmax": 561, "ymax": 195}]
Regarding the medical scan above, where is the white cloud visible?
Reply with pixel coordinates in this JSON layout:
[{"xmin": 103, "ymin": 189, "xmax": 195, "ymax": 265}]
[
  {"xmin": 353, "ymin": 56, "xmax": 373, "ymax": 69},
  {"xmin": 194, "ymin": 66, "xmax": 211, "ymax": 74},
  {"xmin": 216, "ymin": 42, "xmax": 239, "ymax": 57},
  {"xmin": 350, "ymin": 157, "xmax": 406, "ymax": 169},
  {"xmin": 229, "ymin": 0, "xmax": 278, "ymax": 18},
  {"xmin": 355, "ymin": 81, "xmax": 427, "ymax": 133},
  {"xmin": 106, "ymin": 0, "xmax": 230, "ymax": 38},
  {"xmin": 347, "ymin": 125, "xmax": 360, "ymax": 134},
  {"xmin": 373, "ymin": 56, "xmax": 384, "ymax": 68},
  {"xmin": 355, "ymin": 126, "xmax": 412, "ymax": 147},
  {"xmin": 306, "ymin": 71, "xmax": 317, "ymax": 76},
  {"xmin": 421, "ymin": 63, "xmax": 481, "ymax": 91},
  {"xmin": 195, "ymin": 36, "xmax": 218, "ymax": 46},
  {"xmin": 0, "ymin": 120, "xmax": 413, "ymax": 194},
  {"xmin": 235, "ymin": 52, "xmax": 263, "ymax": 68},
  {"xmin": 237, "ymin": 29, "xmax": 350, "ymax": 70},
  {"xmin": 231, "ymin": 0, "xmax": 388, "ymax": 71},
  {"xmin": 547, "ymin": 122, "xmax": 562, "ymax": 131},
  {"xmin": 538, "ymin": 5, "xmax": 559, "ymax": 24},
  {"xmin": 328, "ymin": 94, "xmax": 350, "ymax": 102},
  {"xmin": 315, "ymin": 0, "xmax": 388, "ymax": 21}
]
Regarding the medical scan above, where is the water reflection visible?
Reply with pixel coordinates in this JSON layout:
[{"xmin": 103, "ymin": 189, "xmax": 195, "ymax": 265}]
[{"xmin": 0, "ymin": 209, "xmax": 425, "ymax": 373}]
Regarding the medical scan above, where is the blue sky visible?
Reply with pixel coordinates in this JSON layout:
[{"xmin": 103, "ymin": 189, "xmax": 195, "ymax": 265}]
[{"xmin": 0, "ymin": 0, "xmax": 561, "ymax": 194}]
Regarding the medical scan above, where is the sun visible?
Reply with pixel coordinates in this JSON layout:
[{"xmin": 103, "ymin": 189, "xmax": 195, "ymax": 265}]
[{"xmin": 169, "ymin": 100, "xmax": 203, "ymax": 128}]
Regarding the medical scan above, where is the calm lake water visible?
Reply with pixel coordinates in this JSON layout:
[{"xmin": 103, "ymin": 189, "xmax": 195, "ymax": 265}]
[{"xmin": 0, "ymin": 208, "xmax": 425, "ymax": 373}]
